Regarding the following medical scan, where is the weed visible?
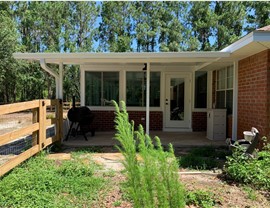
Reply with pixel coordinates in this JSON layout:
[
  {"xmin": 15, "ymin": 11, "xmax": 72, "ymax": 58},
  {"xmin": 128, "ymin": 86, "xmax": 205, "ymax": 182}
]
[
  {"xmin": 0, "ymin": 152, "xmax": 106, "ymax": 207},
  {"xmin": 178, "ymin": 146, "xmax": 230, "ymax": 170},
  {"xmin": 113, "ymin": 200, "xmax": 122, "ymax": 207},
  {"xmin": 242, "ymin": 186, "xmax": 257, "ymax": 201},
  {"xmin": 178, "ymin": 154, "xmax": 219, "ymax": 170},
  {"xmin": 224, "ymin": 143, "xmax": 270, "ymax": 190},
  {"xmin": 113, "ymin": 101, "xmax": 185, "ymax": 208},
  {"xmin": 186, "ymin": 189, "xmax": 216, "ymax": 208}
]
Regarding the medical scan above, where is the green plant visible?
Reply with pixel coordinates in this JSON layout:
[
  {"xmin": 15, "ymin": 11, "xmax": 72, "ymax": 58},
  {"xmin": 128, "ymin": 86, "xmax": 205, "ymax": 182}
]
[
  {"xmin": 113, "ymin": 101, "xmax": 185, "ymax": 208},
  {"xmin": 242, "ymin": 186, "xmax": 257, "ymax": 201},
  {"xmin": 178, "ymin": 146, "xmax": 230, "ymax": 170},
  {"xmin": 186, "ymin": 189, "xmax": 216, "ymax": 208},
  {"xmin": 0, "ymin": 152, "xmax": 106, "ymax": 207},
  {"xmin": 113, "ymin": 200, "xmax": 122, "ymax": 207},
  {"xmin": 224, "ymin": 143, "xmax": 270, "ymax": 190},
  {"xmin": 178, "ymin": 154, "xmax": 218, "ymax": 170}
]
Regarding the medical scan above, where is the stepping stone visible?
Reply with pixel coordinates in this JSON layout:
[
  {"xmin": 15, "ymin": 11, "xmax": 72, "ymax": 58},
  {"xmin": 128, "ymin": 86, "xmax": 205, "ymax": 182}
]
[{"xmin": 46, "ymin": 153, "xmax": 71, "ymax": 160}]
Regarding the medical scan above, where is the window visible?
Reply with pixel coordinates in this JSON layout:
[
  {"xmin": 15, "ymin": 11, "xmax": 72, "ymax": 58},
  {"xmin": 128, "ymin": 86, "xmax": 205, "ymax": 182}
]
[
  {"xmin": 126, "ymin": 72, "xmax": 160, "ymax": 107},
  {"xmin": 216, "ymin": 66, "xmax": 233, "ymax": 114},
  {"xmin": 195, "ymin": 71, "xmax": 207, "ymax": 108},
  {"xmin": 85, "ymin": 72, "xmax": 119, "ymax": 106}
]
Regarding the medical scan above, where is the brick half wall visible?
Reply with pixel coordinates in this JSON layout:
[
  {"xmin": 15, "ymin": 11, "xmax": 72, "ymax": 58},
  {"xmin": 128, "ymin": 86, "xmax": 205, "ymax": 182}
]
[
  {"xmin": 192, "ymin": 112, "xmax": 207, "ymax": 131},
  {"xmin": 91, "ymin": 110, "xmax": 163, "ymax": 131},
  {"xmin": 238, "ymin": 49, "xmax": 270, "ymax": 139}
]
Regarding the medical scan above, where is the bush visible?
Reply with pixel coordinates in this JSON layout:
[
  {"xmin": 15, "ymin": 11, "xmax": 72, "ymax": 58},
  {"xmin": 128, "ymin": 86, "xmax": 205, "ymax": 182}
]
[
  {"xmin": 113, "ymin": 101, "xmax": 185, "ymax": 208},
  {"xmin": 224, "ymin": 143, "xmax": 270, "ymax": 190}
]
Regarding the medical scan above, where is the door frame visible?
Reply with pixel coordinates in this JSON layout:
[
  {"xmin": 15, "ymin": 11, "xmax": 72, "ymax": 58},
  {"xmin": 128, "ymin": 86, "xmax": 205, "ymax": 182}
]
[{"xmin": 163, "ymin": 72, "xmax": 192, "ymax": 132}]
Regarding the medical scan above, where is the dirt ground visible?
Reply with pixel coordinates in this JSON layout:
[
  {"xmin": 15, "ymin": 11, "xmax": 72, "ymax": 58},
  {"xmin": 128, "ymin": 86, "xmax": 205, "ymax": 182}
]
[
  {"xmin": 66, "ymin": 151, "xmax": 269, "ymax": 208},
  {"xmin": 1, "ymin": 113, "xmax": 270, "ymax": 207}
]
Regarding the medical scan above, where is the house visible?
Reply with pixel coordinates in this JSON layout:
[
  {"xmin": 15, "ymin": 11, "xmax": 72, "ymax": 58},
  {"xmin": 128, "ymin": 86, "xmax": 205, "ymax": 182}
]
[{"xmin": 13, "ymin": 26, "xmax": 270, "ymax": 142}]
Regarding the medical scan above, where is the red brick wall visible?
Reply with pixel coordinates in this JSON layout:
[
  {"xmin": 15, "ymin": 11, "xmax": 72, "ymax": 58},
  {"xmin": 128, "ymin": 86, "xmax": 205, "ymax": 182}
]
[
  {"xmin": 227, "ymin": 115, "xmax": 232, "ymax": 138},
  {"xmin": 238, "ymin": 49, "xmax": 270, "ymax": 139},
  {"xmin": 192, "ymin": 112, "xmax": 207, "ymax": 131},
  {"xmin": 91, "ymin": 110, "xmax": 163, "ymax": 131}
]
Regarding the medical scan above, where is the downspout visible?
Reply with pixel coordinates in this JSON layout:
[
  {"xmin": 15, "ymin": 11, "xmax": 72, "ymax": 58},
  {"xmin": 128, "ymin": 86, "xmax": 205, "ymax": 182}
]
[{"xmin": 40, "ymin": 59, "xmax": 60, "ymax": 99}]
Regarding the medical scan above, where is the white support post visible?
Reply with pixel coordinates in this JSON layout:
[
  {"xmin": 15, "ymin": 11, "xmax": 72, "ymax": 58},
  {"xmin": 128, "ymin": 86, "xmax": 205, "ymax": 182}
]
[
  {"xmin": 59, "ymin": 62, "xmax": 64, "ymax": 99},
  {"xmin": 232, "ymin": 62, "xmax": 238, "ymax": 141},
  {"xmin": 146, "ymin": 62, "xmax": 150, "ymax": 135}
]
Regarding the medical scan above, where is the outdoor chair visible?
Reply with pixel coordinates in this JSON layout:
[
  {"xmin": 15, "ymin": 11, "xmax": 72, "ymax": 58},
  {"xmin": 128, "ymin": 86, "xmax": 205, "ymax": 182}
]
[{"xmin": 229, "ymin": 127, "xmax": 260, "ymax": 156}]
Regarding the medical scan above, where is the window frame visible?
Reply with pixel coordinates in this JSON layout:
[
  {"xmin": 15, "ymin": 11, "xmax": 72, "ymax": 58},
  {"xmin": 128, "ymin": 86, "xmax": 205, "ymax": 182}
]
[
  {"xmin": 81, "ymin": 65, "xmax": 162, "ymax": 111},
  {"xmin": 125, "ymin": 71, "xmax": 161, "ymax": 108},
  {"xmin": 215, "ymin": 65, "xmax": 234, "ymax": 114}
]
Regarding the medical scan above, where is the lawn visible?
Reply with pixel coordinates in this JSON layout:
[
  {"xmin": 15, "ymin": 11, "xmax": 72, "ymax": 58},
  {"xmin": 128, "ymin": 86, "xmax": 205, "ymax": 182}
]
[{"xmin": 0, "ymin": 151, "xmax": 106, "ymax": 208}]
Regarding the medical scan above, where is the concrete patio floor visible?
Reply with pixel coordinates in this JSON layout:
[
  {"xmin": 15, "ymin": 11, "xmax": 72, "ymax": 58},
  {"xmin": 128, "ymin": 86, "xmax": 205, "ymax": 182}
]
[{"xmin": 62, "ymin": 131, "xmax": 226, "ymax": 148}]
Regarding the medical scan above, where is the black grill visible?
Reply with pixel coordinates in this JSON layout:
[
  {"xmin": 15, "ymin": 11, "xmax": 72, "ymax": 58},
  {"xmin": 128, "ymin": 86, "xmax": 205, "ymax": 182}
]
[{"xmin": 65, "ymin": 97, "xmax": 95, "ymax": 141}]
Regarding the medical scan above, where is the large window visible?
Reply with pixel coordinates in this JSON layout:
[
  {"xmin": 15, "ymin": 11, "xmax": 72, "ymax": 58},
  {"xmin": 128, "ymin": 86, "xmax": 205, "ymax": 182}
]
[
  {"xmin": 85, "ymin": 72, "xmax": 119, "ymax": 106},
  {"xmin": 126, "ymin": 72, "xmax": 160, "ymax": 107},
  {"xmin": 216, "ymin": 66, "xmax": 233, "ymax": 114},
  {"xmin": 195, "ymin": 71, "xmax": 207, "ymax": 108}
]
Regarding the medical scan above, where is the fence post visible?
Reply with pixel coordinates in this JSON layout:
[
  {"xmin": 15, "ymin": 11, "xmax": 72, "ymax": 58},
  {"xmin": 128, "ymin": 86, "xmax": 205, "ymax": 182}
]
[
  {"xmin": 38, "ymin": 100, "xmax": 46, "ymax": 150},
  {"xmin": 32, "ymin": 108, "xmax": 38, "ymax": 146}
]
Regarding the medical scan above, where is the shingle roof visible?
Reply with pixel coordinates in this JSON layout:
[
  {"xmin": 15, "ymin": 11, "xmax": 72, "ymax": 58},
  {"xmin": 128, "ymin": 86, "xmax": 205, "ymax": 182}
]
[{"xmin": 257, "ymin": 25, "xmax": 270, "ymax": 31}]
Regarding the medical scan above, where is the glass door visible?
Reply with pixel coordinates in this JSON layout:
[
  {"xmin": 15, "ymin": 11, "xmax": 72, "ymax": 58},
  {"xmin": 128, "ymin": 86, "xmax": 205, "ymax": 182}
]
[{"xmin": 165, "ymin": 74, "xmax": 191, "ymax": 129}]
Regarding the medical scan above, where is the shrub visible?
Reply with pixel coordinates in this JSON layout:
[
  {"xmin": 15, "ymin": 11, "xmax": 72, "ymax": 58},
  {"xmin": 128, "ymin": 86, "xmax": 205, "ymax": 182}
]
[
  {"xmin": 113, "ymin": 101, "xmax": 185, "ymax": 208},
  {"xmin": 224, "ymin": 143, "xmax": 270, "ymax": 190}
]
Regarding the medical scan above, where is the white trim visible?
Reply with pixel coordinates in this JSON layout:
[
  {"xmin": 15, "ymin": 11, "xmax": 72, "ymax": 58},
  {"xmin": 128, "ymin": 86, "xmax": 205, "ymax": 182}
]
[
  {"xmin": 163, "ymin": 127, "xmax": 192, "ymax": 132},
  {"xmin": 207, "ymin": 71, "xmax": 212, "ymax": 109},
  {"xmin": 59, "ymin": 62, "xmax": 63, "ymax": 99},
  {"xmin": 146, "ymin": 62, "xmax": 150, "ymax": 135},
  {"xmin": 192, "ymin": 109, "xmax": 208, "ymax": 112},
  {"xmin": 232, "ymin": 61, "xmax": 238, "ymax": 141},
  {"xmin": 14, "ymin": 51, "xmax": 230, "ymax": 60},
  {"xmin": 80, "ymin": 68, "xmax": 85, "ymax": 106}
]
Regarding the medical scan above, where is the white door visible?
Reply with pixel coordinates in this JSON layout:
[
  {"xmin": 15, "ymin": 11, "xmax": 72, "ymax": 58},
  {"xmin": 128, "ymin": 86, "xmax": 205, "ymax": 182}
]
[{"xmin": 165, "ymin": 74, "xmax": 191, "ymax": 129}]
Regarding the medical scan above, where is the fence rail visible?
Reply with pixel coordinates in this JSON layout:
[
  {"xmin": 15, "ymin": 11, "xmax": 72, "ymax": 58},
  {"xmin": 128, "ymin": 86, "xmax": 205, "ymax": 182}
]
[{"xmin": 0, "ymin": 99, "xmax": 63, "ymax": 176}]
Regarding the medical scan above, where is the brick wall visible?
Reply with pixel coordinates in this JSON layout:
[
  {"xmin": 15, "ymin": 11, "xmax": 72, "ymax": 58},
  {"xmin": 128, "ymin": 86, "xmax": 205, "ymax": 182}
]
[
  {"xmin": 192, "ymin": 112, "xmax": 207, "ymax": 131},
  {"xmin": 91, "ymin": 110, "xmax": 163, "ymax": 131},
  {"xmin": 227, "ymin": 115, "xmax": 232, "ymax": 138},
  {"xmin": 238, "ymin": 49, "xmax": 270, "ymax": 139}
]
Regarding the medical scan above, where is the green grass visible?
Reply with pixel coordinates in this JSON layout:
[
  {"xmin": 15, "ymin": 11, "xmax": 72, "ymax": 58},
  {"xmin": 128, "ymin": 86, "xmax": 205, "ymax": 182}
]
[
  {"xmin": 178, "ymin": 146, "xmax": 230, "ymax": 170},
  {"xmin": 0, "ymin": 152, "xmax": 106, "ymax": 208}
]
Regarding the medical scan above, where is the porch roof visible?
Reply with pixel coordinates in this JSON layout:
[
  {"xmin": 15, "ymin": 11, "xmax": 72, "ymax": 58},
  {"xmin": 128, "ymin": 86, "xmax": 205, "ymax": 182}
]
[
  {"xmin": 13, "ymin": 51, "xmax": 231, "ymax": 68},
  {"xmin": 13, "ymin": 30, "xmax": 270, "ymax": 71}
]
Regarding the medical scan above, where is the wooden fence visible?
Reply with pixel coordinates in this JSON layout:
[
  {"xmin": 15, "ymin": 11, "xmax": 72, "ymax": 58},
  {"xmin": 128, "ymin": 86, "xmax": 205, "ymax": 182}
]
[{"xmin": 0, "ymin": 99, "xmax": 63, "ymax": 176}]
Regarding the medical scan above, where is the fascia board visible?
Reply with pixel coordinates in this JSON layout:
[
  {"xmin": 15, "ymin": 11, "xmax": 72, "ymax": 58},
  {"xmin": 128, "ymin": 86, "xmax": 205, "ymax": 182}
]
[
  {"xmin": 13, "ymin": 52, "xmax": 230, "ymax": 64},
  {"xmin": 221, "ymin": 32, "xmax": 254, "ymax": 53},
  {"xmin": 221, "ymin": 31, "xmax": 270, "ymax": 53}
]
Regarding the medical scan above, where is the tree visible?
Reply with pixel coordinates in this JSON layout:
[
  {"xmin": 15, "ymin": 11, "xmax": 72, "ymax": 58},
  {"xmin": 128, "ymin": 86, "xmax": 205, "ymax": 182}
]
[
  {"xmin": 99, "ymin": 1, "xmax": 133, "ymax": 52},
  {"xmin": 213, "ymin": 1, "xmax": 246, "ymax": 50},
  {"xmin": 0, "ymin": 11, "xmax": 19, "ymax": 103},
  {"xmin": 245, "ymin": 2, "xmax": 270, "ymax": 32},
  {"xmin": 159, "ymin": 2, "xmax": 188, "ymax": 52},
  {"xmin": 187, "ymin": 2, "xmax": 215, "ymax": 51}
]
